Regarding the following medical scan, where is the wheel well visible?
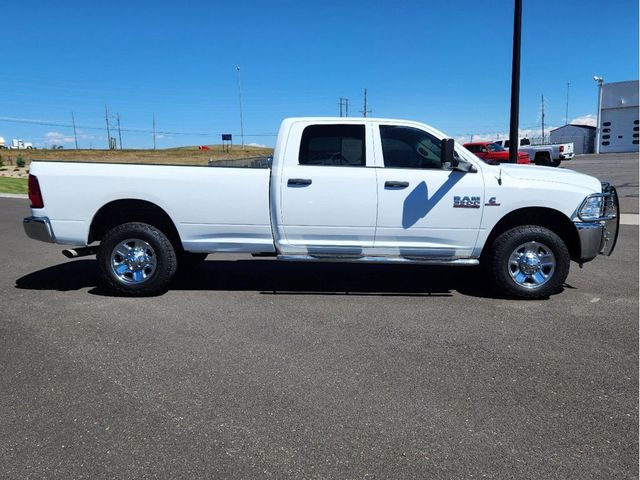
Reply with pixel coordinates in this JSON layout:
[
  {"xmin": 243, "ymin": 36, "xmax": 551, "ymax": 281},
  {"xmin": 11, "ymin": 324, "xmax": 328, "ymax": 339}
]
[
  {"xmin": 89, "ymin": 199, "xmax": 182, "ymax": 249},
  {"xmin": 534, "ymin": 151, "xmax": 551, "ymax": 161},
  {"xmin": 481, "ymin": 207, "xmax": 580, "ymax": 262}
]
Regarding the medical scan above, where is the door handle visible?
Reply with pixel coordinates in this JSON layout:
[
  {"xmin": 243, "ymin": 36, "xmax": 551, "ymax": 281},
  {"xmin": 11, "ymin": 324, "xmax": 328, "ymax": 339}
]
[
  {"xmin": 288, "ymin": 178, "xmax": 312, "ymax": 187},
  {"xmin": 385, "ymin": 181, "xmax": 409, "ymax": 189}
]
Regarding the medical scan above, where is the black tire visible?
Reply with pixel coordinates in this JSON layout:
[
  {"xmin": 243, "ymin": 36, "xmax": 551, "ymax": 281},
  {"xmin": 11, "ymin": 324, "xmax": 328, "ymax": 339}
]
[
  {"xmin": 534, "ymin": 154, "xmax": 551, "ymax": 166},
  {"xmin": 178, "ymin": 252, "xmax": 208, "ymax": 272},
  {"xmin": 97, "ymin": 222, "xmax": 177, "ymax": 296},
  {"xmin": 551, "ymin": 159, "xmax": 561, "ymax": 167},
  {"xmin": 487, "ymin": 225, "xmax": 570, "ymax": 299}
]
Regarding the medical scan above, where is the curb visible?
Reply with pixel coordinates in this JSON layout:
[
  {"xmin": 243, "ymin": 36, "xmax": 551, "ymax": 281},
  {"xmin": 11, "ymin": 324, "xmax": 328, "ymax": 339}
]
[{"xmin": 0, "ymin": 193, "xmax": 28, "ymax": 199}]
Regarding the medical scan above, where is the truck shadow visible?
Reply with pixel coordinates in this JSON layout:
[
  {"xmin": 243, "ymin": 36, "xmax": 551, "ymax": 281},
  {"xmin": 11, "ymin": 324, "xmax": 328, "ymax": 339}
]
[{"xmin": 15, "ymin": 259, "xmax": 558, "ymax": 299}]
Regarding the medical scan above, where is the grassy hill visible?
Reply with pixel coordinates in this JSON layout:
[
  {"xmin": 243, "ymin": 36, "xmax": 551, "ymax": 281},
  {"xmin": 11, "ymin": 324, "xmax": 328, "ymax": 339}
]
[{"xmin": 0, "ymin": 144, "xmax": 274, "ymax": 167}]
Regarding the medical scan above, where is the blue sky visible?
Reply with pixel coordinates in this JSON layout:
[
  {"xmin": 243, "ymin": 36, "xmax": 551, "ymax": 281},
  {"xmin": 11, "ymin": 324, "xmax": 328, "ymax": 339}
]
[{"xmin": 1, "ymin": 0, "xmax": 638, "ymax": 148}]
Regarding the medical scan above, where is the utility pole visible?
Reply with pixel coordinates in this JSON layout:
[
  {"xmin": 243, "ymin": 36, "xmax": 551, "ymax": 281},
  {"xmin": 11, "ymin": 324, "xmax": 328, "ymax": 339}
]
[
  {"xmin": 565, "ymin": 82, "xmax": 571, "ymax": 125},
  {"xmin": 104, "ymin": 105, "xmax": 111, "ymax": 149},
  {"xmin": 361, "ymin": 88, "xmax": 371, "ymax": 117},
  {"xmin": 508, "ymin": 0, "xmax": 522, "ymax": 163},
  {"xmin": 152, "ymin": 113, "xmax": 157, "ymax": 150},
  {"xmin": 116, "ymin": 112, "xmax": 123, "ymax": 150},
  {"xmin": 71, "ymin": 112, "xmax": 78, "ymax": 149},
  {"xmin": 541, "ymin": 94, "xmax": 545, "ymax": 142},
  {"xmin": 338, "ymin": 97, "xmax": 350, "ymax": 117},
  {"xmin": 236, "ymin": 66, "xmax": 245, "ymax": 148}
]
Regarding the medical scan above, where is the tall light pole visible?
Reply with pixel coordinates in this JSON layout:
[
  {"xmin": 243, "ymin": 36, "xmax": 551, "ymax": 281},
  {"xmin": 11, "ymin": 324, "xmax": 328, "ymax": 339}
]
[
  {"xmin": 508, "ymin": 0, "xmax": 522, "ymax": 164},
  {"xmin": 236, "ymin": 66, "xmax": 245, "ymax": 149},
  {"xmin": 593, "ymin": 75, "xmax": 604, "ymax": 154},
  {"xmin": 565, "ymin": 82, "xmax": 571, "ymax": 125}
]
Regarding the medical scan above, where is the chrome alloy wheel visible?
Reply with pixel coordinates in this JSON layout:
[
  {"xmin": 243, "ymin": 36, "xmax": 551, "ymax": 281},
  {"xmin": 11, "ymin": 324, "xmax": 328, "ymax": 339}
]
[
  {"xmin": 110, "ymin": 238, "xmax": 157, "ymax": 284},
  {"xmin": 508, "ymin": 241, "xmax": 556, "ymax": 289}
]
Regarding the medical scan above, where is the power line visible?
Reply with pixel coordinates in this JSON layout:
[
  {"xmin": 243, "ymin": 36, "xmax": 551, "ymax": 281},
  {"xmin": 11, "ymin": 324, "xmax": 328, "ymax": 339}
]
[{"xmin": 0, "ymin": 116, "xmax": 277, "ymax": 137}]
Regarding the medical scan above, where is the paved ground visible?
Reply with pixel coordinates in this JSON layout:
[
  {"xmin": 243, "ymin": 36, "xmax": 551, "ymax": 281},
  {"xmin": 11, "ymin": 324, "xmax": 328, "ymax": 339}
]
[{"xmin": 1, "ymin": 154, "xmax": 637, "ymax": 479}]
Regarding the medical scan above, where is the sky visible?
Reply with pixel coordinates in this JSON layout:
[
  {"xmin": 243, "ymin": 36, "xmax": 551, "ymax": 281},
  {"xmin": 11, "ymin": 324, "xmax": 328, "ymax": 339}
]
[{"xmin": 1, "ymin": 0, "xmax": 638, "ymax": 149}]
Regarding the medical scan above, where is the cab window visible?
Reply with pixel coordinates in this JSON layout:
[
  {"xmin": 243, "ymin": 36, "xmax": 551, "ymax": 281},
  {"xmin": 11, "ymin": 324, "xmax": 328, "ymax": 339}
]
[
  {"xmin": 379, "ymin": 125, "xmax": 442, "ymax": 169},
  {"xmin": 299, "ymin": 124, "xmax": 365, "ymax": 166}
]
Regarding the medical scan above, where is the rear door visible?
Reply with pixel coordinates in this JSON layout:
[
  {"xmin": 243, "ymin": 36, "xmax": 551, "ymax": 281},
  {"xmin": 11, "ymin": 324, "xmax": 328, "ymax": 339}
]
[
  {"xmin": 276, "ymin": 122, "xmax": 377, "ymax": 256},
  {"xmin": 373, "ymin": 124, "xmax": 484, "ymax": 258}
]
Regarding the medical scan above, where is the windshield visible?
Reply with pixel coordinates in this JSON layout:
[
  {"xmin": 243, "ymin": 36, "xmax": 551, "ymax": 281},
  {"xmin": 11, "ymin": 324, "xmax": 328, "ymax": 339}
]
[{"xmin": 486, "ymin": 143, "xmax": 505, "ymax": 152}]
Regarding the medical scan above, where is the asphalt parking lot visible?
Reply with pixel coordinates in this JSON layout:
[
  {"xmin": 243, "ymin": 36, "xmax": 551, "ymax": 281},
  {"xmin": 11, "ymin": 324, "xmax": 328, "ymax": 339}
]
[{"xmin": 1, "ymin": 154, "xmax": 638, "ymax": 479}]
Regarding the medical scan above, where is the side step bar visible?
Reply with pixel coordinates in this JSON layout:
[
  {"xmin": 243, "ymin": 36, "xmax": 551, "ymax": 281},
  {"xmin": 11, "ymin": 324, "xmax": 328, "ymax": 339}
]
[{"xmin": 277, "ymin": 255, "xmax": 479, "ymax": 266}]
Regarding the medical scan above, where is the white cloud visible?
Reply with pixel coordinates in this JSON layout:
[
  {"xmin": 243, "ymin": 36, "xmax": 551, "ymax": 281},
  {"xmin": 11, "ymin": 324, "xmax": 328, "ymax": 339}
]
[
  {"xmin": 456, "ymin": 127, "xmax": 552, "ymax": 145},
  {"xmin": 569, "ymin": 114, "xmax": 597, "ymax": 127},
  {"xmin": 44, "ymin": 131, "xmax": 75, "ymax": 145},
  {"xmin": 247, "ymin": 142, "xmax": 267, "ymax": 148}
]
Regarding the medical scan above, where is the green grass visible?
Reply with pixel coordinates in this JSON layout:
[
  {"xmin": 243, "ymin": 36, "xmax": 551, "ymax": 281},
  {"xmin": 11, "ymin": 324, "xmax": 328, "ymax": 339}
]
[{"xmin": 0, "ymin": 177, "xmax": 28, "ymax": 194}]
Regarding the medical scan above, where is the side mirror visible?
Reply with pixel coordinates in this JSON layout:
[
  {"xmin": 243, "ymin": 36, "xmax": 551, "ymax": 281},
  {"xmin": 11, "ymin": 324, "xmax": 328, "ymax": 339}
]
[{"xmin": 440, "ymin": 138, "xmax": 458, "ymax": 168}]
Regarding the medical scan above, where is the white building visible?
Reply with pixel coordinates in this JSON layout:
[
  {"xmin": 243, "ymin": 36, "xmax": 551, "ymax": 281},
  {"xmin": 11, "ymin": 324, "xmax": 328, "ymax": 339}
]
[
  {"xmin": 550, "ymin": 124, "xmax": 596, "ymax": 155},
  {"xmin": 598, "ymin": 80, "xmax": 639, "ymax": 153}
]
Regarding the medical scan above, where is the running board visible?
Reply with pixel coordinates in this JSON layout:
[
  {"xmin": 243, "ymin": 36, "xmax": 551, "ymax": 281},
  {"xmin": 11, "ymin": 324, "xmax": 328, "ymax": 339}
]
[{"xmin": 277, "ymin": 255, "xmax": 479, "ymax": 266}]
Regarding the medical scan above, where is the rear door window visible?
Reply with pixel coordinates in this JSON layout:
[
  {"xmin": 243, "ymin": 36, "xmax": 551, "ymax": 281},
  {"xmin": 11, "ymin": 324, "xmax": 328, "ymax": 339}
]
[{"xmin": 299, "ymin": 124, "xmax": 365, "ymax": 167}]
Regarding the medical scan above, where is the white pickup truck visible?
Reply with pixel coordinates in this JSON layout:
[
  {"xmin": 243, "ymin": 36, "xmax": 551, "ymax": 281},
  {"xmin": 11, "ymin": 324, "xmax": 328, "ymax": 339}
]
[
  {"xmin": 494, "ymin": 138, "xmax": 574, "ymax": 167},
  {"xmin": 23, "ymin": 117, "xmax": 618, "ymax": 299}
]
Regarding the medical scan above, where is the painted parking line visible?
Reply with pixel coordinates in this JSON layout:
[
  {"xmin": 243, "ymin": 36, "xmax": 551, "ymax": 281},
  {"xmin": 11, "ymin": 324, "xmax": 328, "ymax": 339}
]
[{"xmin": 620, "ymin": 214, "xmax": 639, "ymax": 226}]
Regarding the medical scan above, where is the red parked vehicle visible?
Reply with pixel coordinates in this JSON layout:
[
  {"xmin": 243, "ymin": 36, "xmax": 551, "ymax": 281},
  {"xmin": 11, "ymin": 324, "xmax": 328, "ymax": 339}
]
[{"xmin": 463, "ymin": 141, "xmax": 530, "ymax": 164}]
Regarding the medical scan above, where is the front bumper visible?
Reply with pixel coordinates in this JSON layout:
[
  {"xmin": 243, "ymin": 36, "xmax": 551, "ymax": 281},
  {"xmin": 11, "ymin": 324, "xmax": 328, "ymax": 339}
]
[
  {"xmin": 23, "ymin": 216, "xmax": 55, "ymax": 243},
  {"xmin": 574, "ymin": 184, "xmax": 619, "ymax": 262}
]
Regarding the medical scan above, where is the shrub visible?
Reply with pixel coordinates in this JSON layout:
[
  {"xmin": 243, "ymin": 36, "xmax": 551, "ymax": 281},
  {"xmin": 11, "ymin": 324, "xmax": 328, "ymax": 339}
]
[
  {"xmin": 0, "ymin": 155, "xmax": 3, "ymax": 168},
  {"xmin": 16, "ymin": 156, "xmax": 25, "ymax": 168}
]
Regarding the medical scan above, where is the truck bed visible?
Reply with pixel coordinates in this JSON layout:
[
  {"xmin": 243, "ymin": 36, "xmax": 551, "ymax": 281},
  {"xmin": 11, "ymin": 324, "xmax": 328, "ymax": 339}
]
[{"xmin": 30, "ymin": 161, "xmax": 275, "ymax": 252}]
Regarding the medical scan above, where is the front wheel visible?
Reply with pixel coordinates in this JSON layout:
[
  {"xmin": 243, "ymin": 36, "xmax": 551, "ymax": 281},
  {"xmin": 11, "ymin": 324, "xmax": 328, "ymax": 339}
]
[
  {"xmin": 487, "ymin": 225, "xmax": 570, "ymax": 299},
  {"xmin": 97, "ymin": 222, "xmax": 177, "ymax": 296}
]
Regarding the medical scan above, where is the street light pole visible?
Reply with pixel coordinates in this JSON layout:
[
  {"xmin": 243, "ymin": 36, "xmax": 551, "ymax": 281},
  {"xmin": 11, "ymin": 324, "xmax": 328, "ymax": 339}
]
[
  {"xmin": 508, "ymin": 0, "xmax": 522, "ymax": 164},
  {"xmin": 236, "ymin": 66, "xmax": 245, "ymax": 149},
  {"xmin": 594, "ymin": 76, "xmax": 604, "ymax": 154}
]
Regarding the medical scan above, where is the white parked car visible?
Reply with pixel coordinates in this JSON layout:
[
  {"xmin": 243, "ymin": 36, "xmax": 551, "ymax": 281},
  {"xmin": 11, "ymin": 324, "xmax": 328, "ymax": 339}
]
[
  {"xmin": 494, "ymin": 138, "xmax": 574, "ymax": 167},
  {"xmin": 23, "ymin": 117, "xmax": 618, "ymax": 299}
]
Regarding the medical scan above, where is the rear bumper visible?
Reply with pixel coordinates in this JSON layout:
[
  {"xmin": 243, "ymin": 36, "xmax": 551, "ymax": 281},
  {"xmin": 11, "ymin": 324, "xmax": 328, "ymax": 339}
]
[
  {"xmin": 560, "ymin": 153, "xmax": 575, "ymax": 160},
  {"xmin": 23, "ymin": 216, "xmax": 55, "ymax": 243}
]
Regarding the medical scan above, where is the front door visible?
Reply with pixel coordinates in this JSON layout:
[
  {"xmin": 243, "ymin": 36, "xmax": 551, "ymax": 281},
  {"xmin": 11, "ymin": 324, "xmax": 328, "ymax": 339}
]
[
  {"xmin": 277, "ymin": 122, "xmax": 377, "ymax": 256},
  {"xmin": 373, "ymin": 124, "xmax": 484, "ymax": 258}
]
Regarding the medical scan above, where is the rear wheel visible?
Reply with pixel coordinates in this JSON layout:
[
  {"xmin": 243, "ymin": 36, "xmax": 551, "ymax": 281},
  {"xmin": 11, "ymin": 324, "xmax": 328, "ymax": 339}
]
[
  {"xmin": 534, "ymin": 153, "xmax": 551, "ymax": 166},
  {"xmin": 97, "ymin": 222, "xmax": 177, "ymax": 296},
  {"xmin": 551, "ymin": 158, "xmax": 561, "ymax": 167},
  {"xmin": 487, "ymin": 225, "xmax": 570, "ymax": 299}
]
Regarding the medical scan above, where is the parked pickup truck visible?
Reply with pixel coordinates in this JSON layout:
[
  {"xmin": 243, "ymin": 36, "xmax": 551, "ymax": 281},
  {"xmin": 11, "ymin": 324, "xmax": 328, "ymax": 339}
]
[
  {"xmin": 494, "ymin": 138, "xmax": 574, "ymax": 167},
  {"xmin": 23, "ymin": 117, "xmax": 619, "ymax": 299},
  {"xmin": 463, "ymin": 141, "xmax": 530, "ymax": 164}
]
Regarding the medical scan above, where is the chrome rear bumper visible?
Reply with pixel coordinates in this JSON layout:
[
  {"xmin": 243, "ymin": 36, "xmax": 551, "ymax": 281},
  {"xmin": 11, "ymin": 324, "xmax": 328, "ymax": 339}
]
[{"xmin": 23, "ymin": 216, "xmax": 55, "ymax": 243}]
